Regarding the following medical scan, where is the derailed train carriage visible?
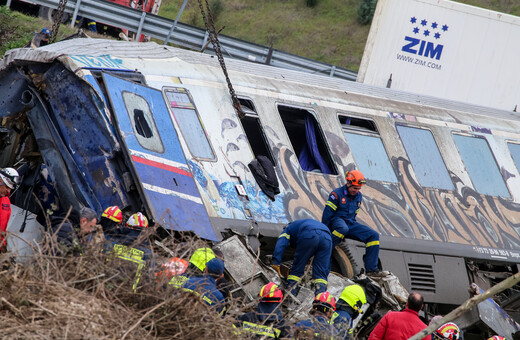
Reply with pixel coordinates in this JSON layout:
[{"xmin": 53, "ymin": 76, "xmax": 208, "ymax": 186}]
[{"xmin": 0, "ymin": 39, "xmax": 519, "ymax": 337}]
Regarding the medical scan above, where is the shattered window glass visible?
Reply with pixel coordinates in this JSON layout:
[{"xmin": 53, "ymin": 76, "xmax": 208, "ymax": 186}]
[
  {"xmin": 164, "ymin": 88, "xmax": 215, "ymax": 160},
  {"xmin": 122, "ymin": 91, "xmax": 164, "ymax": 153},
  {"xmin": 397, "ymin": 125, "xmax": 453, "ymax": 190},
  {"xmin": 454, "ymin": 134, "xmax": 510, "ymax": 198}
]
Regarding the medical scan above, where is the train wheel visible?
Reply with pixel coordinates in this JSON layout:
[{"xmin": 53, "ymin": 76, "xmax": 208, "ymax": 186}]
[{"xmin": 332, "ymin": 243, "xmax": 359, "ymax": 278}]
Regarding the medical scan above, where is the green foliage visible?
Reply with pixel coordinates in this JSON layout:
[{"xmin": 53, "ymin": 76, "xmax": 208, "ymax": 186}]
[
  {"xmin": 357, "ymin": 0, "xmax": 377, "ymax": 25},
  {"xmin": 306, "ymin": 0, "xmax": 318, "ymax": 8},
  {"xmin": 209, "ymin": 0, "xmax": 224, "ymax": 22}
]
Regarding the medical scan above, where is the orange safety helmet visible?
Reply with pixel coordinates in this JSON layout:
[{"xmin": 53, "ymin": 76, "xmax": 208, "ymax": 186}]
[
  {"xmin": 127, "ymin": 212, "xmax": 149, "ymax": 229},
  {"xmin": 259, "ymin": 282, "xmax": 283, "ymax": 303},
  {"xmin": 313, "ymin": 292, "xmax": 336, "ymax": 312},
  {"xmin": 102, "ymin": 206, "xmax": 123, "ymax": 223},
  {"xmin": 434, "ymin": 322, "xmax": 460, "ymax": 340},
  {"xmin": 346, "ymin": 170, "xmax": 366, "ymax": 186},
  {"xmin": 487, "ymin": 337, "xmax": 506, "ymax": 340}
]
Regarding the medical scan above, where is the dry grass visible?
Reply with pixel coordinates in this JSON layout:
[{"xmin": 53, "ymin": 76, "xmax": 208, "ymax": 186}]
[{"xmin": 0, "ymin": 231, "xmax": 240, "ymax": 339}]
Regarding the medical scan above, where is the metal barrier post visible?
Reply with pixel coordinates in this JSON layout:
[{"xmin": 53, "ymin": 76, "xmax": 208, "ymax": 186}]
[
  {"xmin": 163, "ymin": 0, "xmax": 188, "ymax": 45},
  {"xmin": 70, "ymin": 0, "xmax": 83, "ymax": 28},
  {"xmin": 135, "ymin": 11, "xmax": 146, "ymax": 40},
  {"xmin": 6, "ymin": 0, "xmax": 12, "ymax": 8},
  {"xmin": 329, "ymin": 65, "xmax": 336, "ymax": 77}
]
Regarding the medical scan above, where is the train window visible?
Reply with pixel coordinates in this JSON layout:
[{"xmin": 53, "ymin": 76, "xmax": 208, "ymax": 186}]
[
  {"xmin": 163, "ymin": 88, "xmax": 215, "ymax": 160},
  {"xmin": 238, "ymin": 98, "xmax": 276, "ymax": 165},
  {"xmin": 339, "ymin": 115, "xmax": 378, "ymax": 133},
  {"xmin": 121, "ymin": 91, "xmax": 165, "ymax": 153},
  {"xmin": 453, "ymin": 134, "xmax": 510, "ymax": 198},
  {"xmin": 507, "ymin": 142, "xmax": 520, "ymax": 175},
  {"xmin": 396, "ymin": 125, "xmax": 453, "ymax": 190},
  {"xmin": 340, "ymin": 115, "xmax": 397, "ymax": 182},
  {"xmin": 278, "ymin": 105, "xmax": 337, "ymax": 175}
]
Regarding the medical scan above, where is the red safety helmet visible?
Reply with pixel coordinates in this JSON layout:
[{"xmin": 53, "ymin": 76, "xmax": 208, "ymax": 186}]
[
  {"xmin": 346, "ymin": 170, "xmax": 366, "ymax": 186},
  {"xmin": 434, "ymin": 322, "xmax": 460, "ymax": 340},
  {"xmin": 102, "ymin": 206, "xmax": 123, "ymax": 223},
  {"xmin": 155, "ymin": 257, "xmax": 188, "ymax": 279},
  {"xmin": 127, "ymin": 212, "xmax": 149, "ymax": 229},
  {"xmin": 259, "ymin": 282, "xmax": 283, "ymax": 303},
  {"xmin": 313, "ymin": 292, "xmax": 336, "ymax": 312},
  {"xmin": 487, "ymin": 337, "xmax": 506, "ymax": 340}
]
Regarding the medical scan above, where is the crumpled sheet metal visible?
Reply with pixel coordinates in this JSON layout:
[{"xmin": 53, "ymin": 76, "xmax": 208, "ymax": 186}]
[{"xmin": 364, "ymin": 272, "xmax": 408, "ymax": 310}]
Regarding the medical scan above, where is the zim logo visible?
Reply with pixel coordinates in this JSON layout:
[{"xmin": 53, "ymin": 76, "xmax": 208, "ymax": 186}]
[
  {"xmin": 402, "ymin": 37, "xmax": 443, "ymax": 60},
  {"xmin": 401, "ymin": 16, "xmax": 449, "ymax": 60}
]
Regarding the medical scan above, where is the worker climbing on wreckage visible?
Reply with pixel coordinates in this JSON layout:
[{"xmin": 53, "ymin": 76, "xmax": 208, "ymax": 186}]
[
  {"xmin": 271, "ymin": 219, "xmax": 332, "ymax": 296},
  {"xmin": 236, "ymin": 282, "xmax": 288, "ymax": 339},
  {"xmin": 322, "ymin": 170, "xmax": 382, "ymax": 276}
]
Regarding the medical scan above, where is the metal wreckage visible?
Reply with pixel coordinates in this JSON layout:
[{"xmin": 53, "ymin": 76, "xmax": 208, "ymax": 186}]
[{"xmin": 0, "ymin": 38, "xmax": 520, "ymax": 338}]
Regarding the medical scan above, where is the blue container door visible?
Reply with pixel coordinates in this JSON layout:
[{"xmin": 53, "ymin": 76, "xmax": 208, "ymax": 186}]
[{"xmin": 103, "ymin": 73, "xmax": 216, "ymax": 240}]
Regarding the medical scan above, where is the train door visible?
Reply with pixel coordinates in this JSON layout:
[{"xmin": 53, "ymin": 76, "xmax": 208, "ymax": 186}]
[{"xmin": 102, "ymin": 73, "xmax": 217, "ymax": 240}]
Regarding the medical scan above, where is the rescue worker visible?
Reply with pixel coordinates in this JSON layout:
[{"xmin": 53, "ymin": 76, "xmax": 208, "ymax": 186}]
[
  {"xmin": 292, "ymin": 291, "xmax": 339, "ymax": 338},
  {"xmin": 332, "ymin": 284, "xmax": 367, "ymax": 338},
  {"xmin": 101, "ymin": 206, "xmax": 147, "ymax": 292},
  {"xmin": 51, "ymin": 207, "xmax": 98, "ymax": 255},
  {"xmin": 432, "ymin": 322, "xmax": 460, "ymax": 340},
  {"xmin": 0, "ymin": 167, "xmax": 19, "ymax": 252},
  {"xmin": 182, "ymin": 257, "xmax": 226, "ymax": 315},
  {"xmin": 487, "ymin": 337, "xmax": 506, "ymax": 340},
  {"xmin": 322, "ymin": 170, "xmax": 381, "ymax": 275},
  {"xmin": 271, "ymin": 219, "xmax": 332, "ymax": 296},
  {"xmin": 168, "ymin": 247, "xmax": 215, "ymax": 288},
  {"xmin": 100, "ymin": 205, "xmax": 123, "ymax": 242},
  {"xmin": 237, "ymin": 282, "xmax": 288, "ymax": 339}
]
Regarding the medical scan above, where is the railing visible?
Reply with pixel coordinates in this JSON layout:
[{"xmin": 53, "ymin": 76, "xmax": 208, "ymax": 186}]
[{"xmin": 16, "ymin": 0, "xmax": 358, "ymax": 81}]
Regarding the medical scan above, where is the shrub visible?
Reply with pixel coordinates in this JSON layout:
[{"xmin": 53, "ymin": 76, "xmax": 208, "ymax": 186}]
[
  {"xmin": 306, "ymin": 0, "xmax": 318, "ymax": 8},
  {"xmin": 357, "ymin": 0, "xmax": 378, "ymax": 25}
]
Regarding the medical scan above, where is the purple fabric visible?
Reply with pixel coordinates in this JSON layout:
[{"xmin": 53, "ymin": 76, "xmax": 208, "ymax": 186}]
[{"xmin": 298, "ymin": 116, "xmax": 332, "ymax": 174}]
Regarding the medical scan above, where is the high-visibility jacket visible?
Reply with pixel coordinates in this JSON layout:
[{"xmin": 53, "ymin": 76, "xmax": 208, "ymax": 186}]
[{"xmin": 111, "ymin": 243, "xmax": 146, "ymax": 292}]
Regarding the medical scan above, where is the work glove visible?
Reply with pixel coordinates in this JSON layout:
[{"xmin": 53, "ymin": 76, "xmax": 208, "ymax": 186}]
[{"xmin": 272, "ymin": 264, "xmax": 283, "ymax": 278}]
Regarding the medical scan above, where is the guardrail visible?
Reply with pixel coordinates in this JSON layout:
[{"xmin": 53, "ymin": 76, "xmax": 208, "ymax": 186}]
[{"xmin": 16, "ymin": 0, "xmax": 358, "ymax": 81}]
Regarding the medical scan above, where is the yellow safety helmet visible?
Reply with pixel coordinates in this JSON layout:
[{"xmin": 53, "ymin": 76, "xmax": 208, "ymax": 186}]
[
  {"xmin": 188, "ymin": 247, "xmax": 215, "ymax": 272},
  {"xmin": 339, "ymin": 284, "xmax": 367, "ymax": 311}
]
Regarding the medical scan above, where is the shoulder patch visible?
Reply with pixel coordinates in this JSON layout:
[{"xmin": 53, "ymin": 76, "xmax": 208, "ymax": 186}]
[{"xmin": 330, "ymin": 192, "xmax": 338, "ymax": 200}]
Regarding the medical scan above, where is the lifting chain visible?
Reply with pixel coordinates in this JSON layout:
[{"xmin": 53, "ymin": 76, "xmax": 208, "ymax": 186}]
[
  {"xmin": 49, "ymin": 0, "xmax": 69, "ymax": 43},
  {"xmin": 197, "ymin": 0, "xmax": 244, "ymax": 119}
]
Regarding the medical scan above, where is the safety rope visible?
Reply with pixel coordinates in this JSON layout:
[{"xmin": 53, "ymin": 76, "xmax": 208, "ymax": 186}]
[
  {"xmin": 49, "ymin": 0, "xmax": 69, "ymax": 43},
  {"xmin": 197, "ymin": 0, "xmax": 244, "ymax": 119}
]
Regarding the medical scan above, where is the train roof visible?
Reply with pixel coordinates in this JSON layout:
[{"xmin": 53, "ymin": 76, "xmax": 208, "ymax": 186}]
[{"xmin": 2, "ymin": 38, "xmax": 519, "ymax": 126}]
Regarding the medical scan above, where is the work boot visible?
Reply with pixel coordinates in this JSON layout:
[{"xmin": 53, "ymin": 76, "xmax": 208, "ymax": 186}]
[{"xmin": 366, "ymin": 270, "xmax": 388, "ymax": 277}]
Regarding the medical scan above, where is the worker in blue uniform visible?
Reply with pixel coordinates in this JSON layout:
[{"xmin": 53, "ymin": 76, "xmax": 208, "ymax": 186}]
[
  {"xmin": 292, "ymin": 292, "xmax": 339, "ymax": 338},
  {"xmin": 182, "ymin": 257, "xmax": 226, "ymax": 315},
  {"xmin": 271, "ymin": 219, "xmax": 332, "ymax": 296},
  {"xmin": 322, "ymin": 170, "xmax": 381, "ymax": 275},
  {"xmin": 332, "ymin": 284, "xmax": 367, "ymax": 339}
]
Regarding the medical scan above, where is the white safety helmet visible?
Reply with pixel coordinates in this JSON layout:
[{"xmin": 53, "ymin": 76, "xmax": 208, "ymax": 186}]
[
  {"xmin": 126, "ymin": 212, "xmax": 149, "ymax": 230},
  {"xmin": 0, "ymin": 167, "xmax": 20, "ymax": 189}
]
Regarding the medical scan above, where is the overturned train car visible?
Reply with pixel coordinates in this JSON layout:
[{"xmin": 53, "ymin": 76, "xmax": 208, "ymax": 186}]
[{"xmin": 1, "ymin": 39, "xmax": 519, "ymax": 327}]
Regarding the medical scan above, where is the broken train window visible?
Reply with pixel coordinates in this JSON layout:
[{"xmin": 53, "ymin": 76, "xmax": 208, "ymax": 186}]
[
  {"xmin": 122, "ymin": 91, "xmax": 165, "ymax": 153},
  {"xmin": 238, "ymin": 98, "xmax": 275, "ymax": 165},
  {"xmin": 339, "ymin": 114, "xmax": 397, "ymax": 183},
  {"xmin": 278, "ymin": 105, "xmax": 337, "ymax": 175},
  {"xmin": 163, "ymin": 88, "xmax": 215, "ymax": 161}
]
